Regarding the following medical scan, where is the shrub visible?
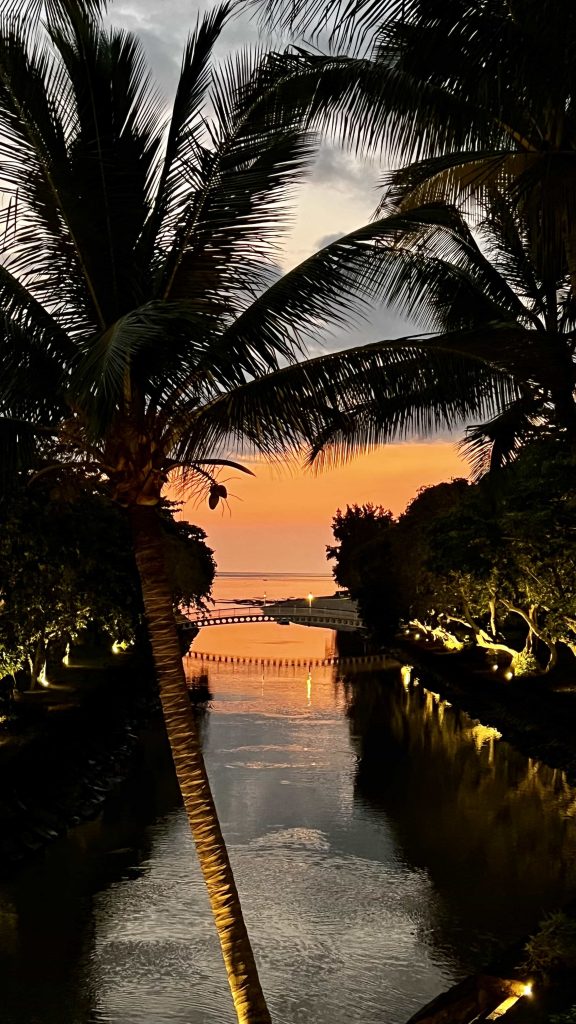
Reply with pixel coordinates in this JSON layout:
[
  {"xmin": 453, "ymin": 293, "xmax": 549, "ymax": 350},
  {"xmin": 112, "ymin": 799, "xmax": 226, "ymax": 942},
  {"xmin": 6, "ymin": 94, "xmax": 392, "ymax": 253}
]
[
  {"xmin": 549, "ymin": 1007, "xmax": 576, "ymax": 1023},
  {"xmin": 524, "ymin": 912, "xmax": 576, "ymax": 977}
]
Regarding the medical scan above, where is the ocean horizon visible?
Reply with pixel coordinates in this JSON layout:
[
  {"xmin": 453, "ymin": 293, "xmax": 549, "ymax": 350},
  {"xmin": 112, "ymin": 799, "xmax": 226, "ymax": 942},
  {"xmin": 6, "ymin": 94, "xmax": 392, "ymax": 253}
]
[{"xmin": 215, "ymin": 570, "xmax": 332, "ymax": 578}]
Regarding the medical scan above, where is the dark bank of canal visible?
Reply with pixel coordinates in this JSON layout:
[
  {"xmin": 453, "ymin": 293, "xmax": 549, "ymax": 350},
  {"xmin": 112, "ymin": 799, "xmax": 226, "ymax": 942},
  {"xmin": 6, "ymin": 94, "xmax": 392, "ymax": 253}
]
[{"xmin": 2, "ymin": 657, "xmax": 576, "ymax": 1024}]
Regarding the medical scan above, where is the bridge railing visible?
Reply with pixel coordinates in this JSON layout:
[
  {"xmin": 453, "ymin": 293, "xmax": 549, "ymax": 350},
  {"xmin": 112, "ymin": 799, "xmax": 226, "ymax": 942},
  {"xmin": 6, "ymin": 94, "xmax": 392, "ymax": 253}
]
[
  {"xmin": 186, "ymin": 603, "xmax": 360, "ymax": 625},
  {"xmin": 264, "ymin": 603, "xmax": 359, "ymax": 619},
  {"xmin": 198, "ymin": 605, "xmax": 264, "ymax": 618}
]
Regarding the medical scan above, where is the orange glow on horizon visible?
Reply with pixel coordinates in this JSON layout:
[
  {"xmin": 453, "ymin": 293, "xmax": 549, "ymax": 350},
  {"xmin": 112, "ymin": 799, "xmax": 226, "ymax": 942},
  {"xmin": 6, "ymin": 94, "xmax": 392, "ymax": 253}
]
[{"xmin": 178, "ymin": 441, "xmax": 469, "ymax": 573}]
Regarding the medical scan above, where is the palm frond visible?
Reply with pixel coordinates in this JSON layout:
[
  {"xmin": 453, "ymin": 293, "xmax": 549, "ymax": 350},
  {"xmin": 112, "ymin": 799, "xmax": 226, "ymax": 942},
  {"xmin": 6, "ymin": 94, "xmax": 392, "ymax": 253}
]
[
  {"xmin": 459, "ymin": 395, "xmax": 548, "ymax": 481},
  {"xmin": 218, "ymin": 205, "xmax": 529, "ymax": 369},
  {"xmin": 187, "ymin": 458, "xmax": 255, "ymax": 475},
  {"xmin": 144, "ymin": 199, "xmax": 479, "ymax": 419},
  {"xmin": 378, "ymin": 151, "xmax": 522, "ymax": 214},
  {"xmin": 48, "ymin": 15, "xmax": 164, "ymax": 322},
  {"xmin": 0, "ymin": 17, "xmax": 96, "ymax": 327},
  {"xmin": 139, "ymin": 4, "xmax": 232, "ymax": 268},
  {"xmin": 261, "ymin": 0, "xmax": 576, "ymax": 215},
  {"xmin": 385, "ymin": 152, "xmax": 576, "ymax": 283},
  {"xmin": 0, "ymin": 10, "xmax": 170, "ymax": 332},
  {"xmin": 0, "ymin": 312, "xmax": 69, "ymax": 425},
  {"xmin": 394, "ymin": 324, "xmax": 572, "ymax": 395},
  {"xmin": 69, "ymin": 301, "xmax": 236, "ymax": 432},
  {"xmin": 260, "ymin": 48, "xmax": 482, "ymax": 161},
  {"xmin": 167, "ymin": 330, "xmax": 520, "ymax": 467},
  {"xmin": 0, "ymin": 264, "xmax": 75, "ymax": 362},
  {"xmin": 478, "ymin": 194, "xmax": 549, "ymax": 321},
  {"xmin": 6, "ymin": 0, "xmax": 107, "ymax": 23},
  {"xmin": 159, "ymin": 48, "xmax": 319, "ymax": 314}
]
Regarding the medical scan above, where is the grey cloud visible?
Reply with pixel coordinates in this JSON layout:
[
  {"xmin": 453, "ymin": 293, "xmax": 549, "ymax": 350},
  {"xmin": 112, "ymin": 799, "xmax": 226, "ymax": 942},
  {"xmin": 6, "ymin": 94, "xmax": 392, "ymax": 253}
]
[
  {"xmin": 311, "ymin": 144, "xmax": 379, "ymax": 194},
  {"xmin": 303, "ymin": 304, "xmax": 418, "ymax": 358},
  {"xmin": 108, "ymin": 1, "xmax": 287, "ymax": 94},
  {"xmin": 316, "ymin": 231, "xmax": 345, "ymax": 249}
]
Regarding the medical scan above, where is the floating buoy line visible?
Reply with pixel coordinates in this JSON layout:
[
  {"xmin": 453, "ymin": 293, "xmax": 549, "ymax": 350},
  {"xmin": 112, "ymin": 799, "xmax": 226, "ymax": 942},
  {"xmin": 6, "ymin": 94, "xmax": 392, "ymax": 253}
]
[{"xmin": 184, "ymin": 651, "xmax": 392, "ymax": 669}]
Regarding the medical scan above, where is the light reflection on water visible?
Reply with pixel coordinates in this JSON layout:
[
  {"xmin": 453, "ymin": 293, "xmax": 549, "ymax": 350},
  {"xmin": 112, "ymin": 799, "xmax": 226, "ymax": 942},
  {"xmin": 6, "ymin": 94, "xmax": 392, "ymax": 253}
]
[
  {"xmin": 84, "ymin": 659, "xmax": 450, "ymax": 1024},
  {"xmin": 2, "ymin": 615, "xmax": 576, "ymax": 1023}
]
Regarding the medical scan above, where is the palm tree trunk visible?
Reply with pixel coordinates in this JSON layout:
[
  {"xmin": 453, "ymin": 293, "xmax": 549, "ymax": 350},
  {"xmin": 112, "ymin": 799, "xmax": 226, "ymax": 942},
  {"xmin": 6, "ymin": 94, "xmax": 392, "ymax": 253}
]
[{"xmin": 129, "ymin": 504, "xmax": 272, "ymax": 1024}]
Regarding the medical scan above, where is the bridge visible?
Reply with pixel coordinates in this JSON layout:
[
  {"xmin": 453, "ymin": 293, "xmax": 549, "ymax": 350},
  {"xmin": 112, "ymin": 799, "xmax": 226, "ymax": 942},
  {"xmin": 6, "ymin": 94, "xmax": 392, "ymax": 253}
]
[{"xmin": 183, "ymin": 598, "xmax": 362, "ymax": 633}]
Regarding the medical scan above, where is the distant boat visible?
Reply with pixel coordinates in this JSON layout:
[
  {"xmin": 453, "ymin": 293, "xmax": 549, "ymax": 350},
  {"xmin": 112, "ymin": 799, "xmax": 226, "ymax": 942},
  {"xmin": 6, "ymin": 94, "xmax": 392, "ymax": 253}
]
[{"xmin": 277, "ymin": 618, "xmax": 291, "ymax": 625}]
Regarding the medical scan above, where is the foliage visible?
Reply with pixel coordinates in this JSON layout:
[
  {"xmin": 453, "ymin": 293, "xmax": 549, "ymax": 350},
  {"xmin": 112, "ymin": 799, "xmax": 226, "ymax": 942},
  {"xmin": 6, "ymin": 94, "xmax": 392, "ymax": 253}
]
[
  {"xmin": 328, "ymin": 504, "xmax": 394, "ymax": 591},
  {"xmin": 0, "ymin": 4, "xmax": 519, "ymax": 503},
  {"xmin": 0, "ymin": 6, "xmax": 521, "ymax": 1016},
  {"xmin": 266, "ymin": 0, "xmax": 576, "ymax": 271},
  {"xmin": 327, "ymin": 445, "xmax": 576, "ymax": 673},
  {"xmin": 396, "ymin": 478, "xmax": 475, "ymax": 617},
  {"xmin": 524, "ymin": 913, "xmax": 576, "ymax": 978},
  {"xmin": 159, "ymin": 504, "xmax": 216, "ymax": 612},
  {"xmin": 0, "ymin": 9, "xmax": 420, "ymax": 1016},
  {"xmin": 549, "ymin": 1009, "xmax": 576, "ymax": 1024},
  {"xmin": 419, "ymin": 447, "xmax": 576, "ymax": 669},
  {"xmin": 327, "ymin": 504, "xmax": 402, "ymax": 640},
  {"xmin": 305, "ymin": 195, "xmax": 576, "ymax": 475},
  {"xmin": 253, "ymin": 1, "xmax": 576, "ymax": 471},
  {"xmin": 0, "ymin": 486, "xmax": 131, "ymax": 684},
  {"xmin": 0, "ymin": 485, "xmax": 215, "ymax": 686}
]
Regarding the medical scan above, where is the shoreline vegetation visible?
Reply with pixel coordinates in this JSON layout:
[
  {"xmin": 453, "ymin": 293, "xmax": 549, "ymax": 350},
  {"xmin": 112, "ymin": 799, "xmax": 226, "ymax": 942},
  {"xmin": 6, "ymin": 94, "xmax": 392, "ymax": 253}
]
[
  {"xmin": 327, "ymin": 445, "xmax": 576, "ymax": 684},
  {"xmin": 327, "ymin": 462, "xmax": 576, "ymax": 1021}
]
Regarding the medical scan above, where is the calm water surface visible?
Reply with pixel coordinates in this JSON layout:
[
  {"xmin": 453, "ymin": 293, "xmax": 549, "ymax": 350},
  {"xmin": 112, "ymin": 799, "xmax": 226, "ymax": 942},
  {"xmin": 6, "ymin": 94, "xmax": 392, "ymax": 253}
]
[{"xmin": 2, "ymin": 572, "xmax": 576, "ymax": 1024}]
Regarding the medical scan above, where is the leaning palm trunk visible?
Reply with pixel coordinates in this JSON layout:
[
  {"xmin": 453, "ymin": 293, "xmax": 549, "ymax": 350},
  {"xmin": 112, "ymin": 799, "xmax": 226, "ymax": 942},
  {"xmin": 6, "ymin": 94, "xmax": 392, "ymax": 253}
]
[{"xmin": 129, "ymin": 505, "xmax": 272, "ymax": 1024}]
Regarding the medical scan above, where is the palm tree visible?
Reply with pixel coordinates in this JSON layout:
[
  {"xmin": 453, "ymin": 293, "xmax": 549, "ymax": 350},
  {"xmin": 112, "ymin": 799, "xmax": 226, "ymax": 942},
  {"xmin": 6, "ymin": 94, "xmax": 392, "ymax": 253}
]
[
  {"xmin": 304, "ymin": 196, "xmax": 576, "ymax": 478},
  {"xmin": 260, "ymin": 0, "xmax": 576, "ymax": 295},
  {"xmin": 0, "ymin": 5, "xmax": 517, "ymax": 1020}
]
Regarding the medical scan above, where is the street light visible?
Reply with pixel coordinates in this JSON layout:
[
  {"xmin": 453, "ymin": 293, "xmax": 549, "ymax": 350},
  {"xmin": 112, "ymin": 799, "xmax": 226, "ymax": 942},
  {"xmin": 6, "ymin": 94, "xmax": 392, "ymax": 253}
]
[{"xmin": 307, "ymin": 592, "xmax": 313, "ymax": 617}]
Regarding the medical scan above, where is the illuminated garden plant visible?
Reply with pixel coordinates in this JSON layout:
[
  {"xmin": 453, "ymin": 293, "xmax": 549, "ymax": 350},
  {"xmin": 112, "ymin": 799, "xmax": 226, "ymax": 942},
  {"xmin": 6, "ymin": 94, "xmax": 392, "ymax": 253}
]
[{"xmin": 329, "ymin": 447, "xmax": 576, "ymax": 676}]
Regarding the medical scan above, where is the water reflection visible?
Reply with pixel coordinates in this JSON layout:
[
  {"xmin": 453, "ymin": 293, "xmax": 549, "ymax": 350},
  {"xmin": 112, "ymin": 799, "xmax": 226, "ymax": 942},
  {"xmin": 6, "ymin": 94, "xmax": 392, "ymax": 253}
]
[
  {"xmin": 1, "ymin": 660, "xmax": 576, "ymax": 1024},
  {"xmin": 84, "ymin": 661, "xmax": 451, "ymax": 1024},
  {"xmin": 0, "ymin": 727, "xmax": 180, "ymax": 1024},
  {"xmin": 343, "ymin": 669, "xmax": 576, "ymax": 965}
]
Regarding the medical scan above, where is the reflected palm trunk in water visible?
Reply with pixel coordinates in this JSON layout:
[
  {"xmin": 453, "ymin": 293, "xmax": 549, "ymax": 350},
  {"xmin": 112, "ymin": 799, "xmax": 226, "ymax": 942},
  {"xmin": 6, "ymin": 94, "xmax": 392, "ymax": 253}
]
[{"xmin": 2, "ymin": 647, "xmax": 576, "ymax": 1024}]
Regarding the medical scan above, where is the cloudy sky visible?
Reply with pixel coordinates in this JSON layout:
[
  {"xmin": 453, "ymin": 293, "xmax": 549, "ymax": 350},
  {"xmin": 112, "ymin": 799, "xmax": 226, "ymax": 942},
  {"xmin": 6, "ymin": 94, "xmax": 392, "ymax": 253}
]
[{"xmin": 106, "ymin": 0, "xmax": 468, "ymax": 572}]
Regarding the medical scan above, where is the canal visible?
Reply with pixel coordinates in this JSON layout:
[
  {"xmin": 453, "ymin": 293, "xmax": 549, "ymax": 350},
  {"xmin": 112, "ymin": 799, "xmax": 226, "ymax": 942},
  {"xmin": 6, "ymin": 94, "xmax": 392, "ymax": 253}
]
[{"xmin": 1, "ymin": 573, "xmax": 576, "ymax": 1023}]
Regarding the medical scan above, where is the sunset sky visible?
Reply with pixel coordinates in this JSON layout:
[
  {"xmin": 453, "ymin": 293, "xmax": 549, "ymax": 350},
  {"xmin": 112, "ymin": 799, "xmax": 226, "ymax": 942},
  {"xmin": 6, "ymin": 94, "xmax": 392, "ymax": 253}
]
[
  {"xmin": 184, "ymin": 442, "xmax": 469, "ymax": 573},
  {"xmin": 108, "ymin": 0, "xmax": 474, "ymax": 574}
]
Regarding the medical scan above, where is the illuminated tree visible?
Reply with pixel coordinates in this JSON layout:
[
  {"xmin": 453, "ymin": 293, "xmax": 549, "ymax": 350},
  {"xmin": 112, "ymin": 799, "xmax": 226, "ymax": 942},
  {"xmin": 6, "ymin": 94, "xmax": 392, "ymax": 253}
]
[
  {"xmin": 401, "ymin": 448, "xmax": 576, "ymax": 673},
  {"xmin": 0, "ymin": 486, "xmax": 215, "ymax": 687}
]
